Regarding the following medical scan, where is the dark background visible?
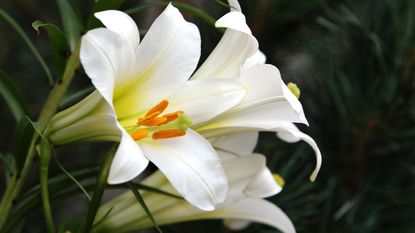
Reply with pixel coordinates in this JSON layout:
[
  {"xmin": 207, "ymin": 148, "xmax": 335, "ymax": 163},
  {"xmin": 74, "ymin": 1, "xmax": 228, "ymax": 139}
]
[{"xmin": 1, "ymin": 0, "xmax": 415, "ymax": 232}]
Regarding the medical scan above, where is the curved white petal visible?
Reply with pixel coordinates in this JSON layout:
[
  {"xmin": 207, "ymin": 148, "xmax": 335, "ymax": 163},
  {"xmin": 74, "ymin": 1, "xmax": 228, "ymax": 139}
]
[
  {"xmin": 213, "ymin": 198, "xmax": 296, "ymax": 233},
  {"xmin": 139, "ymin": 129, "xmax": 227, "ymax": 211},
  {"xmin": 276, "ymin": 123, "xmax": 322, "ymax": 182},
  {"xmin": 108, "ymin": 126, "xmax": 150, "ymax": 184},
  {"xmin": 196, "ymin": 65, "xmax": 308, "ymax": 137},
  {"xmin": 115, "ymin": 4, "xmax": 201, "ymax": 117},
  {"xmin": 243, "ymin": 50, "xmax": 266, "ymax": 68},
  {"xmin": 95, "ymin": 10, "xmax": 140, "ymax": 50},
  {"xmin": 228, "ymin": 0, "xmax": 242, "ymax": 11},
  {"xmin": 166, "ymin": 79, "xmax": 246, "ymax": 125},
  {"xmin": 80, "ymin": 28, "xmax": 135, "ymax": 105},
  {"xmin": 245, "ymin": 164, "xmax": 282, "ymax": 198},
  {"xmin": 192, "ymin": 11, "xmax": 257, "ymax": 80},
  {"xmin": 216, "ymin": 11, "xmax": 251, "ymax": 34},
  {"xmin": 221, "ymin": 154, "xmax": 266, "ymax": 202},
  {"xmin": 210, "ymin": 132, "xmax": 259, "ymax": 159}
]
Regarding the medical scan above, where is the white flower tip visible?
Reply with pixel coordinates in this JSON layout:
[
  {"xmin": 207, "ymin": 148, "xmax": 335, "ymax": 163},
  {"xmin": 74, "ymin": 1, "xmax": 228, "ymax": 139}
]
[{"xmin": 215, "ymin": 11, "xmax": 252, "ymax": 35}]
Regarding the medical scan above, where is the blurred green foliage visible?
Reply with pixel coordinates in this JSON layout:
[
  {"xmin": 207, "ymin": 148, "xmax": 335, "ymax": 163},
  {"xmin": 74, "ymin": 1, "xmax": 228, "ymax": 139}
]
[{"xmin": 0, "ymin": 0, "xmax": 415, "ymax": 232}]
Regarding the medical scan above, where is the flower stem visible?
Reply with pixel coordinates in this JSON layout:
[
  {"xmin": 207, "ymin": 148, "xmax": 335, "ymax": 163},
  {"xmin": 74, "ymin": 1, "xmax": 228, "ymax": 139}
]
[
  {"xmin": 81, "ymin": 144, "xmax": 118, "ymax": 233},
  {"xmin": 40, "ymin": 140, "xmax": 55, "ymax": 233},
  {"xmin": 0, "ymin": 42, "xmax": 80, "ymax": 231}
]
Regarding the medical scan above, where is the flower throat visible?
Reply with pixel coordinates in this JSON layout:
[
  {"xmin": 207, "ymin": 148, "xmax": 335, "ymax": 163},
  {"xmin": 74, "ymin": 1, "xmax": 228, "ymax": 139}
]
[{"xmin": 131, "ymin": 100, "xmax": 192, "ymax": 141}]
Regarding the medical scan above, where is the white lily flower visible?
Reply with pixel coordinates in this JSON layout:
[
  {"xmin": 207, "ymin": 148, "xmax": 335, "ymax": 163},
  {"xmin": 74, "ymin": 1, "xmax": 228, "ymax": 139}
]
[
  {"xmin": 190, "ymin": 0, "xmax": 322, "ymax": 181},
  {"xmin": 93, "ymin": 150, "xmax": 295, "ymax": 233},
  {"xmin": 47, "ymin": 4, "xmax": 249, "ymax": 210}
]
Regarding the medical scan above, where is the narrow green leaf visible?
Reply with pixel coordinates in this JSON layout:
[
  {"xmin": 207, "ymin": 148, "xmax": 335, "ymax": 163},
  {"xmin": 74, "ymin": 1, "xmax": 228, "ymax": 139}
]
[
  {"xmin": 39, "ymin": 141, "xmax": 55, "ymax": 233},
  {"xmin": 86, "ymin": 0, "xmax": 125, "ymax": 29},
  {"xmin": 131, "ymin": 182, "xmax": 183, "ymax": 200},
  {"xmin": 81, "ymin": 145, "xmax": 117, "ymax": 233},
  {"xmin": 53, "ymin": 155, "xmax": 91, "ymax": 201},
  {"xmin": 32, "ymin": 20, "xmax": 70, "ymax": 76},
  {"xmin": 125, "ymin": 2, "xmax": 216, "ymax": 27},
  {"xmin": 0, "ymin": 9, "xmax": 53, "ymax": 85},
  {"xmin": 57, "ymin": 0, "xmax": 83, "ymax": 51},
  {"xmin": 92, "ymin": 207, "xmax": 113, "ymax": 229},
  {"xmin": 127, "ymin": 182, "xmax": 163, "ymax": 233},
  {"xmin": 12, "ymin": 116, "xmax": 36, "ymax": 172},
  {"xmin": 0, "ymin": 71, "xmax": 29, "ymax": 121}
]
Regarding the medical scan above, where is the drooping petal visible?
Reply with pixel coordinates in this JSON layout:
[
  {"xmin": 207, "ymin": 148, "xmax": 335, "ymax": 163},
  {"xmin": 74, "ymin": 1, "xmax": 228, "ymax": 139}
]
[
  {"xmin": 196, "ymin": 65, "xmax": 308, "ymax": 137},
  {"xmin": 243, "ymin": 50, "xmax": 266, "ymax": 69},
  {"xmin": 213, "ymin": 198, "xmax": 296, "ymax": 233},
  {"xmin": 115, "ymin": 4, "xmax": 201, "ymax": 117},
  {"xmin": 210, "ymin": 132, "xmax": 259, "ymax": 158},
  {"xmin": 244, "ymin": 164, "xmax": 283, "ymax": 198},
  {"xmin": 107, "ymin": 126, "xmax": 150, "ymax": 184},
  {"xmin": 165, "ymin": 79, "xmax": 246, "ymax": 125},
  {"xmin": 221, "ymin": 154, "xmax": 267, "ymax": 202},
  {"xmin": 80, "ymin": 28, "xmax": 135, "ymax": 105},
  {"xmin": 276, "ymin": 123, "xmax": 322, "ymax": 182},
  {"xmin": 139, "ymin": 129, "xmax": 227, "ymax": 211},
  {"xmin": 95, "ymin": 10, "xmax": 140, "ymax": 50},
  {"xmin": 191, "ymin": 11, "xmax": 258, "ymax": 80},
  {"xmin": 228, "ymin": 0, "xmax": 242, "ymax": 11}
]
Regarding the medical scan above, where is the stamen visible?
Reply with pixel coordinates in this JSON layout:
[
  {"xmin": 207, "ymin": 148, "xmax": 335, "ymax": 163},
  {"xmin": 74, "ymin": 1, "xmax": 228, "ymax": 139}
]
[
  {"xmin": 131, "ymin": 130, "xmax": 149, "ymax": 141},
  {"xmin": 161, "ymin": 111, "xmax": 183, "ymax": 124},
  {"xmin": 272, "ymin": 173, "xmax": 285, "ymax": 187},
  {"xmin": 140, "ymin": 117, "xmax": 167, "ymax": 127},
  {"xmin": 287, "ymin": 82, "xmax": 300, "ymax": 99},
  {"xmin": 152, "ymin": 129, "xmax": 186, "ymax": 140},
  {"xmin": 145, "ymin": 100, "xmax": 169, "ymax": 117}
]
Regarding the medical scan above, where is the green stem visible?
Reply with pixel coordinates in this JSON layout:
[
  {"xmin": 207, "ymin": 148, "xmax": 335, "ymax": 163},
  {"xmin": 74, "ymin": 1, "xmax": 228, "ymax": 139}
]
[
  {"xmin": 0, "ymin": 42, "xmax": 80, "ymax": 231},
  {"xmin": 81, "ymin": 144, "xmax": 118, "ymax": 233},
  {"xmin": 40, "ymin": 141, "xmax": 55, "ymax": 233}
]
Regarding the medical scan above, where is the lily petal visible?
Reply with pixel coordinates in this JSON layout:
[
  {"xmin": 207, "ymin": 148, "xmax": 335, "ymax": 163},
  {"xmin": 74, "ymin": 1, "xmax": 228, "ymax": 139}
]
[
  {"xmin": 95, "ymin": 10, "xmax": 140, "ymax": 50},
  {"xmin": 276, "ymin": 122, "xmax": 322, "ymax": 181},
  {"xmin": 107, "ymin": 126, "xmax": 150, "ymax": 184},
  {"xmin": 115, "ymin": 4, "xmax": 201, "ymax": 117},
  {"xmin": 191, "ymin": 11, "xmax": 257, "ymax": 80},
  {"xmin": 245, "ymin": 164, "xmax": 283, "ymax": 198},
  {"xmin": 80, "ymin": 28, "xmax": 135, "ymax": 105},
  {"xmin": 210, "ymin": 132, "xmax": 259, "ymax": 158},
  {"xmin": 214, "ymin": 198, "xmax": 296, "ymax": 233},
  {"xmin": 197, "ymin": 65, "xmax": 308, "ymax": 137},
  {"xmin": 139, "ymin": 129, "xmax": 227, "ymax": 211},
  {"xmin": 165, "ymin": 79, "xmax": 246, "ymax": 125},
  {"xmin": 243, "ymin": 50, "xmax": 266, "ymax": 69}
]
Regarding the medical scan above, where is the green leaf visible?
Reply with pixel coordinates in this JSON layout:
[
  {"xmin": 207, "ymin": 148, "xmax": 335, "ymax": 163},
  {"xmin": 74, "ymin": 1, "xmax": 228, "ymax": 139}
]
[
  {"xmin": 0, "ymin": 71, "xmax": 29, "ymax": 121},
  {"xmin": 39, "ymin": 141, "xmax": 55, "ymax": 233},
  {"xmin": 131, "ymin": 182, "xmax": 183, "ymax": 200},
  {"xmin": 32, "ymin": 20, "xmax": 70, "ymax": 76},
  {"xmin": 0, "ymin": 9, "xmax": 53, "ymax": 84},
  {"xmin": 57, "ymin": 0, "xmax": 83, "ymax": 51},
  {"xmin": 12, "ymin": 116, "xmax": 36, "ymax": 172},
  {"xmin": 127, "ymin": 182, "xmax": 163, "ymax": 233},
  {"xmin": 86, "ymin": 0, "xmax": 125, "ymax": 29},
  {"xmin": 54, "ymin": 155, "xmax": 91, "ymax": 201}
]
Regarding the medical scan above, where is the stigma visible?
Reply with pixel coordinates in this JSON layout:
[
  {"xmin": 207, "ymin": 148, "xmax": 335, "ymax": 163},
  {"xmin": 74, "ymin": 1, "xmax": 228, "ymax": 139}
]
[{"xmin": 130, "ymin": 100, "xmax": 192, "ymax": 141}]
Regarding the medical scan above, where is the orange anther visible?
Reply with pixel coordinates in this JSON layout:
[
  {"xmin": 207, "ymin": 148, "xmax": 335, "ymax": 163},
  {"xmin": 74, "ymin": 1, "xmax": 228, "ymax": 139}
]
[
  {"xmin": 145, "ymin": 100, "xmax": 169, "ymax": 117},
  {"xmin": 131, "ymin": 130, "xmax": 149, "ymax": 141},
  {"xmin": 140, "ymin": 117, "xmax": 167, "ymax": 127},
  {"xmin": 161, "ymin": 111, "xmax": 183, "ymax": 124},
  {"xmin": 152, "ymin": 129, "xmax": 186, "ymax": 140},
  {"xmin": 138, "ymin": 111, "xmax": 161, "ymax": 125}
]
